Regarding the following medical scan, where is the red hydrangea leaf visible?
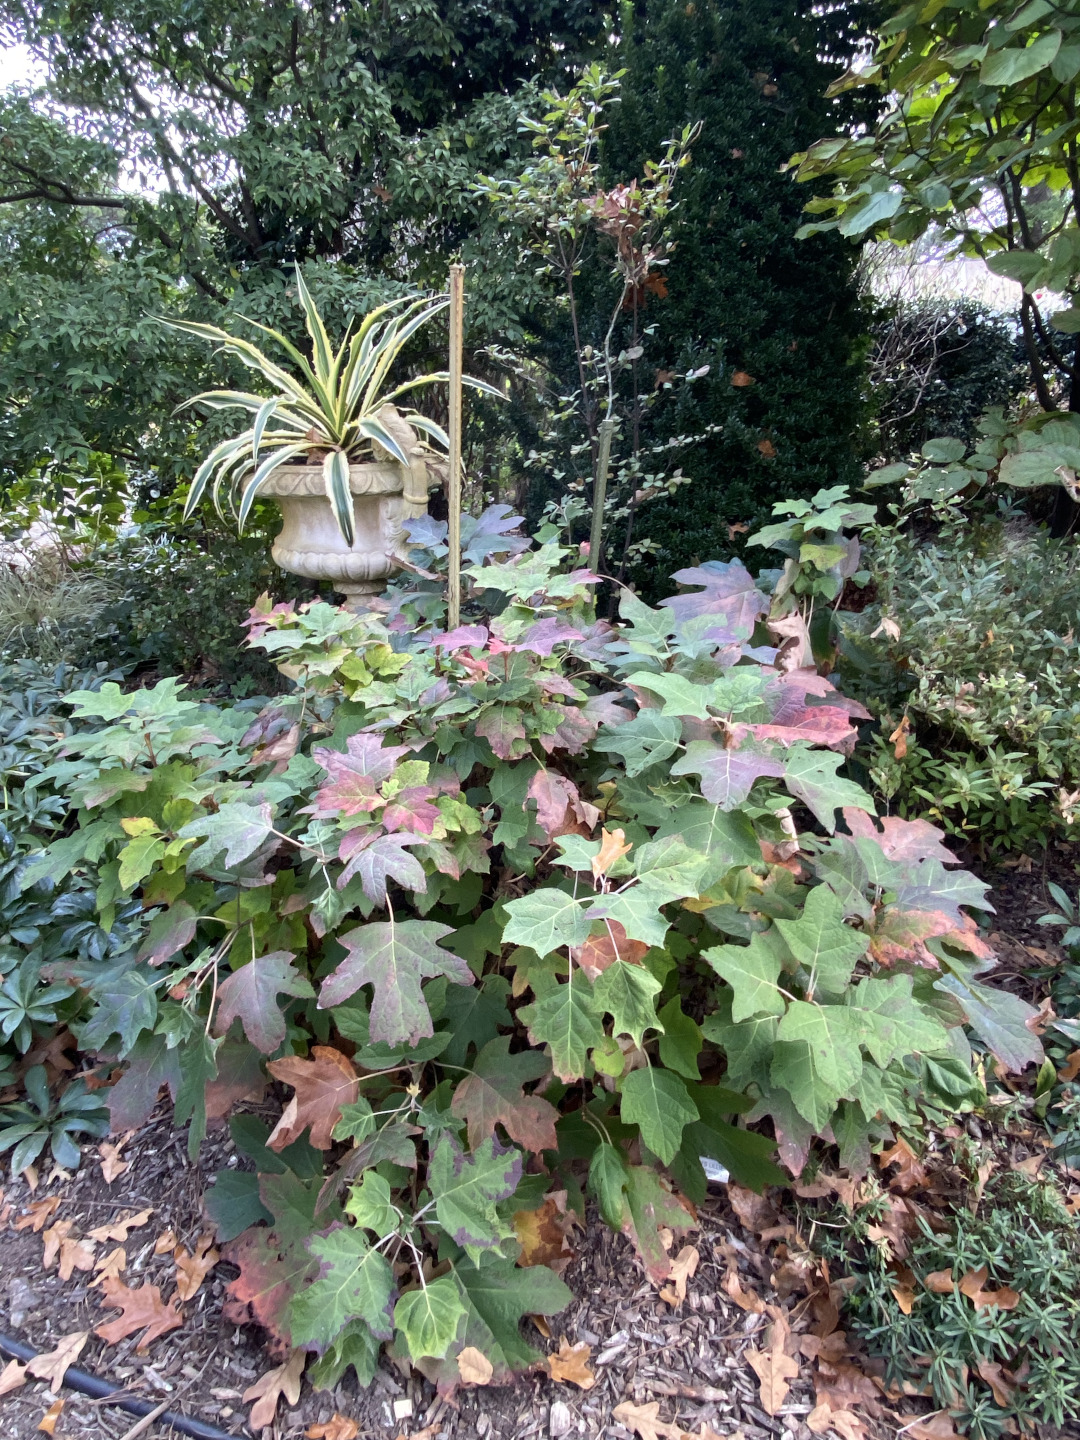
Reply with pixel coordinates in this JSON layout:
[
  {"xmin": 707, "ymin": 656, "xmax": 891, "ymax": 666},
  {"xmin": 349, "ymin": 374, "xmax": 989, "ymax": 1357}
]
[
  {"xmin": 840, "ymin": 808, "xmax": 958, "ymax": 866},
  {"xmin": 265, "ymin": 1046, "xmax": 360, "ymax": 1150},
  {"xmin": 213, "ymin": 952, "xmax": 315, "ymax": 1055},
  {"xmin": 450, "ymin": 1036, "xmax": 558, "ymax": 1153},
  {"xmin": 338, "ymin": 830, "xmax": 427, "ymax": 903},
  {"xmin": 381, "ymin": 786, "xmax": 442, "ymax": 836},
  {"xmin": 310, "ymin": 734, "xmax": 411, "ymax": 816},
  {"xmin": 671, "ymin": 738, "xmax": 785, "ymax": 808},
  {"xmin": 475, "ymin": 706, "xmax": 529, "ymax": 760}
]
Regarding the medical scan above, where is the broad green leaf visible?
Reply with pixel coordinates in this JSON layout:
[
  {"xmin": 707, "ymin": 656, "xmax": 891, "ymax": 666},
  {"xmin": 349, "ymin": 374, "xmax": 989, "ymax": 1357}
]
[
  {"xmin": 289, "ymin": 1225, "xmax": 396, "ymax": 1347},
  {"xmin": 622, "ymin": 1164, "xmax": 696, "ymax": 1284},
  {"xmin": 703, "ymin": 933, "xmax": 786, "ymax": 1021},
  {"xmin": 117, "ymin": 831, "xmax": 166, "ymax": 891},
  {"xmin": 204, "ymin": 1169, "xmax": 271, "ymax": 1242},
  {"xmin": 980, "ymin": 29, "xmax": 1061, "ymax": 86},
  {"xmin": 453, "ymin": 1255, "xmax": 572, "ymax": 1375},
  {"xmin": 319, "ymin": 919, "xmax": 473, "ymax": 1046},
  {"xmin": 657, "ymin": 997, "xmax": 703, "ymax": 1080},
  {"xmin": 672, "ymin": 738, "xmax": 785, "ymax": 808},
  {"xmin": 429, "ymin": 1135, "xmax": 521, "ymax": 1257},
  {"xmin": 584, "ymin": 886, "xmax": 672, "ymax": 948},
  {"xmin": 213, "ymin": 951, "xmax": 314, "ymax": 1054},
  {"xmin": 502, "ymin": 889, "xmax": 590, "ymax": 957},
  {"xmin": 701, "ymin": 1005, "xmax": 778, "ymax": 1089},
  {"xmin": 596, "ymin": 710, "xmax": 682, "ymax": 776},
  {"xmin": 684, "ymin": 1082, "xmax": 783, "ymax": 1190},
  {"xmin": 633, "ymin": 835, "xmax": 709, "ymax": 902},
  {"xmin": 309, "ymin": 1320, "xmax": 380, "ymax": 1390},
  {"xmin": 934, "ymin": 969, "xmax": 1043, "ymax": 1072},
  {"xmin": 77, "ymin": 969, "xmax": 158, "ymax": 1059},
  {"xmin": 519, "ymin": 972, "xmax": 604, "ymax": 1081},
  {"xmin": 625, "ymin": 671, "xmax": 716, "ymax": 719},
  {"xmin": 772, "ymin": 1002, "xmax": 862, "ymax": 1129},
  {"xmin": 593, "ymin": 960, "xmax": 663, "ymax": 1048},
  {"xmin": 775, "ymin": 887, "xmax": 869, "ymax": 996},
  {"xmin": 619, "ymin": 1068, "xmax": 698, "ymax": 1165},
  {"xmin": 394, "ymin": 1275, "xmax": 466, "ymax": 1360},
  {"xmin": 845, "ymin": 973, "xmax": 948, "ymax": 1067},
  {"xmin": 345, "ymin": 1172, "xmax": 399, "ymax": 1234},
  {"xmin": 588, "ymin": 1142, "xmax": 632, "ymax": 1228},
  {"xmin": 655, "ymin": 801, "xmax": 760, "ymax": 886},
  {"xmin": 179, "ymin": 800, "xmax": 275, "ymax": 869},
  {"xmin": 837, "ymin": 187, "xmax": 902, "ymax": 237},
  {"xmin": 783, "ymin": 746, "xmax": 874, "ymax": 833}
]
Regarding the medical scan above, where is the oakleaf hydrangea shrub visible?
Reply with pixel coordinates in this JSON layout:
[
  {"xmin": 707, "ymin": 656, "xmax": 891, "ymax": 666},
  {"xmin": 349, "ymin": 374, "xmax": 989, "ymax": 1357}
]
[{"xmin": 8, "ymin": 509, "xmax": 1040, "ymax": 1387}]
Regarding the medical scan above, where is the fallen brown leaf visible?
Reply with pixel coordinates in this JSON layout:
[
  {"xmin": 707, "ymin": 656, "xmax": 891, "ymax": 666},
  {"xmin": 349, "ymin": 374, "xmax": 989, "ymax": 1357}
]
[
  {"xmin": 0, "ymin": 1359, "xmax": 27, "ymax": 1395},
  {"xmin": 722, "ymin": 1266, "xmax": 765, "ymax": 1313},
  {"xmin": 26, "ymin": 1332, "xmax": 88, "ymax": 1392},
  {"xmin": 547, "ymin": 1337, "xmax": 595, "ymax": 1390},
  {"xmin": 731, "ymin": 371, "xmax": 756, "ymax": 387},
  {"xmin": 1059, "ymin": 1049, "xmax": 1080, "ymax": 1082},
  {"xmin": 306, "ymin": 1417, "xmax": 359, "ymax": 1440},
  {"xmin": 728, "ymin": 1184, "xmax": 775, "ymax": 1233},
  {"xmin": 746, "ymin": 1315, "xmax": 800, "ymax": 1417},
  {"xmin": 87, "ymin": 1207, "xmax": 153, "ymax": 1243},
  {"xmin": 807, "ymin": 1401, "xmax": 866, "ymax": 1440},
  {"xmin": 612, "ymin": 1400, "xmax": 687, "ymax": 1440},
  {"xmin": 457, "ymin": 1346, "xmax": 494, "ymax": 1386},
  {"xmin": 890, "ymin": 1273, "xmax": 916, "ymax": 1315},
  {"xmin": 659, "ymin": 1245, "xmax": 700, "ymax": 1308},
  {"xmin": 1011, "ymin": 1154, "xmax": 1044, "ymax": 1178},
  {"xmin": 514, "ymin": 1192, "xmax": 578, "ymax": 1274},
  {"xmin": 153, "ymin": 1228, "xmax": 178, "ymax": 1255},
  {"xmin": 958, "ymin": 1266, "xmax": 1020, "ymax": 1310},
  {"xmin": 243, "ymin": 1349, "xmax": 306, "ymax": 1429},
  {"xmin": 905, "ymin": 1413, "xmax": 965, "ymax": 1440},
  {"xmin": 976, "ymin": 1359, "xmax": 1015, "ymax": 1408},
  {"xmin": 878, "ymin": 1135, "xmax": 927, "ymax": 1192},
  {"xmin": 14, "ymin": 1195, "xmax": 60, "ymax": 1232},
  {"xmin": 174, "ymin": 1232, "xmax": 219, "ymax": 1302},
  {"xmin": 924, "ymin": 1269, "xmax": 955, "ymax": 1294},
  {"xmin": 98, "ymin": 1131, "xmax": 134, "ymax": 1184},
  {"xmin": 94, "ymin": 1276, "xmax": 184, "ymax": 1351},
  {"xmin": 89, "ymin": 1247, "xmax": 126, "ymax": 1287},
  {"xmin": 36, "ymin": 1398, "xmax": 64, "ymax": 1435}
]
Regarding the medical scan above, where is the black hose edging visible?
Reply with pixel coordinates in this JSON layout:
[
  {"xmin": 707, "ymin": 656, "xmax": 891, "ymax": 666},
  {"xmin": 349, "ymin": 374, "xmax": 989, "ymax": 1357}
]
[{"xmin": 0, "ymin": 1332, "xmax": 236, "ymax": 1440}]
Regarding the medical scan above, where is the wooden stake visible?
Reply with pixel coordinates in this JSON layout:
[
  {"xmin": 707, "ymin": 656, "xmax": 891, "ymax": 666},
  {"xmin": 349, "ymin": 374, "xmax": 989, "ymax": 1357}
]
[
  {"xmin": 588, "ymin": 416, "xmax": 615, "ymax": 578},
  {"xmin": 447, "ymin": 264, "xmax": 465, "ymax": 631}
]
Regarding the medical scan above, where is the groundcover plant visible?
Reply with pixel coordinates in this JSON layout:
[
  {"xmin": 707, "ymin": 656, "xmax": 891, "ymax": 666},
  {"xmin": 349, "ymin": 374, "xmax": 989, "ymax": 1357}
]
[{"xmin": 6, "ymin": 505, "xmax": 1040, "ymax": 1390}]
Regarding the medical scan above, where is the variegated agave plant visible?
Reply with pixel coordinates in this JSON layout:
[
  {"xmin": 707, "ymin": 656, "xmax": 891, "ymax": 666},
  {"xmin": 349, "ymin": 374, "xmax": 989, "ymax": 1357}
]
[{"xmin": 165, "ymin": 269, "xmax": 498, "ymax": 545}]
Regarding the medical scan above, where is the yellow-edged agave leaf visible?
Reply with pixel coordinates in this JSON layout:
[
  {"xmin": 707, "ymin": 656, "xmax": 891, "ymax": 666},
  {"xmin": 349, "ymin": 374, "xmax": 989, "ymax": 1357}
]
[{"xmin": 323, "ymin": 451, "xmax": 354, "ymax": 546}]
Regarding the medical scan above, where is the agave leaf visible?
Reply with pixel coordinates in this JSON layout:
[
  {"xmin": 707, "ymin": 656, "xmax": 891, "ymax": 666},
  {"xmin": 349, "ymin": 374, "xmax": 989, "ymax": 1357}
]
[
  {"xmin": 183, "ymin": 434, "xmax": 252, "ymax": 516},
  {"xmin": 174, "ymin": 389, "xmax": 268, "ymax": 416},
  {"xmin": 356, "ymin": 416, "xmax": 412, "ymax": 467},
  {"xmin": 252, "ymin": 398, "xmax": 279, "ymax": 462},
  {"xmin": 294, "ymin": 267, "xmax": 337, "ymax": 388},
  {"xmin": 323, "ymin": 450, "xmax": 355, "ymax": 547},
  {"xmin": 237, "ymin": 444, "xmax": 311, "ymax": 532},
  {"xmin": 360, "ymin": 301, "xmax": 450, "ymax": 413},
  {"xmin": 400, "ymin": 413, "xmax": 450, "ymax": 449}
]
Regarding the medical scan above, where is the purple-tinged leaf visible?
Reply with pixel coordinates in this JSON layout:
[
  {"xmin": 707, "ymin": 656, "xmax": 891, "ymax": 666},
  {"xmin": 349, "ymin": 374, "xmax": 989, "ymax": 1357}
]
[
  {"xmin": 338, "ymin": 830, "xmax": 427, "ymax": 902},
  {"xmin": 659, "ymin": 560, "xmax": 769, "ymax": 637},
  {"xmin": 137, "ymin": 900, "xmax": 197, "ymax": 967},
  {"xmin": 382, "ymin": 786, "xmax": 442, "ymax": 836},
  {"xmin": 840, "ymin": 808, "xmax": 957, "ymax": 866},
  {"xmin": 583, "ymin": 691, "xmax": 633, "ymax": 728},
  {"xmin": 671, "ymin": 738, "xmax": 784, "ymax": 808},
  {"xmin": 536, "ymin": 705, "xmax": 597, "ymax": 756},
  {"xmin": 432, "ymin": 624, "xmax": 490, "ymax": 651},
  {"xmin": 428, "ymin": 1134, "xmax": 521, "ymax": 1252},
  {"xmin": 319, "ymin": 919, "xmax": 474, "ymax": 1046},
  {"xmin": 742, "ymin": 706, "xmax": 858, "ymax": 750},
  {"xmin": 506, "ymin": 617, "xmax": 585, "ymax": 656},
  {"xmin": 310, "ymin": 733, "xmax": 411, "ymax": 818},
  {"xmin": 475, "ymin": 706, "xmax": 529, "ymax": 760},
  {"xmin": 213, "ymin": 951, "xmax": 315, "ymax": 1054}
]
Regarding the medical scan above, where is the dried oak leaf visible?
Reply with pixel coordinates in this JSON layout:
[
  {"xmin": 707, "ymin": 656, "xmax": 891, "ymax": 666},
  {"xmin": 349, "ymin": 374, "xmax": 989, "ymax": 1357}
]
[
  {"xmin": 266, "ymin": 1046, "xmax": 359, "ymax": 1151},
  {"xmin": 174, "ymin": 1231, "xmax": 220, "ymax": 1302},
  {"xmin": 87, "ymin": 1207, "xmax": 153, "ymax": 1243},
  {"xmin": 306, "ymin": 1418, "xmax": 360, "ymax": 1440},
  {"xmin": 1059, "ymin": 1049, "xmax": 1080, "ymax": 1082},
  {"xmin": 659, "ymin": 1245, "xmax": 699, "ymax": 1308},
  {"xmin": 547, "ymin": 1338, "xmax": 595, "ymax": 1390},
  {"xmin": 592, "ymin": 827, "xmax": 632, "ymax": 879},
  {"xmin": 722, "ymin": 1267, "xmax": 765, "ymax": 1313},
  {"xmin": 728, "ymin": 1183, "xmax": 777, "ymax": 1234},
  {"xmin": 26, "ymin": 1332, "xmax": 89, "ymax": 1392},
  {"xmin": 612, "ymin": 1400, "xmax": 687, "ymax": 1440},
  {"xmin": 976, "ymin": 1359, "xmax": 1015, "ymax": 1407},
  {"xmin": 14, "ymin": 1196, "xmax": 61, "ymax": 1232},
  {"xmin": 924, "ymin": 1269, "xmax": 954, "ymax": 1294},
  {"xmin": 514, "ymin": 1192, "xmax": 578, "ymax": 1274},
  {"xmin": 457, "ymin": 1346, "xmax": 494, "ymax": 1387},
  {"xmin": 243, "ymin": 1348, "xmax": 306, "ymax": 1430},
  {"xmin": 905, "ymin": 1414, "xmax": 965, "ymax": 1440},
  {"xmin": 94, "ymin": 1276, "xmax": 184, "ymax": 1351},
  {"xmin": 877, "ymin": 1136, "xmax": 927, "ymax": 1193},
  {"xmin": 807, "ymin": 1401, "xmax": 866, "ymax": 1440},
  {"xmin": 36, "ymin": 1397, "xmax": 64, "ymax": 1435},
  {"xmin": 746, "ymin": 1310, "xmax": 799, "ymax": 1416},
  {"xmin": 89, "ymin": 1247, "xmax": 126, "ymax": 1287},
  {"xmin": 0, "ymin": 1359, "xmax": 27, "ymax": 1395},
  {"xmin": 958, "ymin": 1266, "xmax": 1020, "ymax": 1310},
  {"xmin": 98, "ymin": 1130, "xmax": 134, "ymax": 1184}
]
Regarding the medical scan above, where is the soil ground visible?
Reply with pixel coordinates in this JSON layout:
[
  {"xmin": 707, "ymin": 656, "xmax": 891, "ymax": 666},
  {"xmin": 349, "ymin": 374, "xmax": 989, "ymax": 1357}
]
[{"xmin": 1, "ymin": 845, "xmax": 1079, "ymax": 1440}]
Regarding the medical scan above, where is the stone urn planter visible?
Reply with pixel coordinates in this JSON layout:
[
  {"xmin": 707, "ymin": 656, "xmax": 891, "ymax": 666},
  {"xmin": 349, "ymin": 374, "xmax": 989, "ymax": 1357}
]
[{"xmin": 260, "ymin": 411, "xmax": 439, "ymax": 610}]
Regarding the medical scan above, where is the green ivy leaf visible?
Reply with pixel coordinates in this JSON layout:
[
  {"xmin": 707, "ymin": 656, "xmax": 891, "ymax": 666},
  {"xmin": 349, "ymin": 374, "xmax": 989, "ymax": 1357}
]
[
  {"xmin": 619, "ymin": 1068, "xmax": 698, "ymax": 1165},
  {"xmin": 394, "ymin": 1275, "xmax": 467, "ymax": 1361},
  {"xmin": 519, "ymin": 972, "xmax": 604, "ymax": 1081},
  {"xmin": 289, "ymin": 1224, "xmax": 396, "ymax": 1348},
  {"xmin": 593, "ymin": 960, "xmax": 663, "ymax": 1049},
  {"xmin": 318, "ymin": 919, "xmax": 473, "ymax": 1046},
  {"xmin": 775, "ymin": 887, "xmax": 869, "ymax": 996}
]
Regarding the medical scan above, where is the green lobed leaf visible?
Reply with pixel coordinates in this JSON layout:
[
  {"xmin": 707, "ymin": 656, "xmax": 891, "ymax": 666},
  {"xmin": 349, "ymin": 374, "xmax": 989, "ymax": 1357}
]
[
  {"xmin": 289, "ymin": 1223, "xmax": 396, "ymax": 1349},
  {"xmin": 502, "ymin": 889, "xmax": 590, "ymax": 957},
  {"xmin": 428, "ymin": 1135, "xmax": 521, "ymax": 1258},
  {"xmin": 593, "ymin": 960, "xmax": 664, "ymax": 1049},
  {"xmin": 619, "ymin": 1067, "xmax": 699, "ymax": 1165},
  {"xmin": 394, "ymin": 1276, "xmax": 467, "ymax": 1361},
  {"xmin": 775, "ymin": 886, "xmax": 869, "ymax": 996},
  {"xmin": 703, "ymin": 932, "xmax": 787, "ymax": 1021},
  {"xmin": 519, "ymin": 971, "xmax": 604, "ymax": 1081}
]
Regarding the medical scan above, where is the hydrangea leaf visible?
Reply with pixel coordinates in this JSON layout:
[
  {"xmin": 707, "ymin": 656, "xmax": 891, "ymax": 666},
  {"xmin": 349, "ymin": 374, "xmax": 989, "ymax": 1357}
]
[
  {"xmin": 179, "ymin": 801, "xmax": 275, "ymax": 869},
  {"xmin": 344, "ymin": 1171, "xmax": 398, "ymax": 1235},
  {"xmin": 519, "ymin": 972, "xmax": 604, "ymax": 1081},
  {"xmin": 619, "ymin": 1068, "xmax": 698, "ymax": 1165},
  {"xmin": 775, "ymin": 887, "xmax": 869, "ymax": 997},
  {"xmin": 428, "ymin": 1135, "xmax": 521, "ymax": 1257},
  {"xmin": 288, "ymin": 1224, "xmax": 396, "ymax": 1348},
  {"xmin": 671, "ymin": 738, "xmax": 785, "ymax": 808},
  {"xmin": 703, "ymin": 933, "xmax": 786, "ymax": 1021},
  {"xmin": 502, "ymin": 889, "xmax": 590, "ymax": 958},
  {"xmin": 318, "ymin": 919, "xmax": 473, "ymax": 1046},
  {"xmin": 213, "ymin": 952, "xmax": 315, "ymax": 1055},
  {"xmin": 337, "ymin": 831, "xmax": 427, "ymax": 903},
  {"xmin": 772, "ymin": 1002, "xmax": 863, "ymax": 1129},
  {"xmin": 593, "ymin": 960, "xmax": 663, "ymax": 1049},
  {"xmin": 844, "ymin": 973, "xmax": 949, "ymax": 1067},
  {"xmin": 450, "ymin": 1036, "xmax": 558, "ymax": 1153},
  {"xmin": 394, "ymin": 1275, "xmax": 467, "ymax": 1361},
  {"xmin": 783, "ymin": 747, "xmax": 874, "ymax": 833}
]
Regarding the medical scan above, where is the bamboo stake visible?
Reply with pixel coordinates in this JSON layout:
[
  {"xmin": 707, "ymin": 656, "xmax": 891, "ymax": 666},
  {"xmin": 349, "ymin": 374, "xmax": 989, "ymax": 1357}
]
[
  {"xmin": 447, "ymin": 264, "xmax": 465, "ymax": 631},
  {"xmin": 588, "ymin": 416, "xmax": 615, "ymax": 578}
]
